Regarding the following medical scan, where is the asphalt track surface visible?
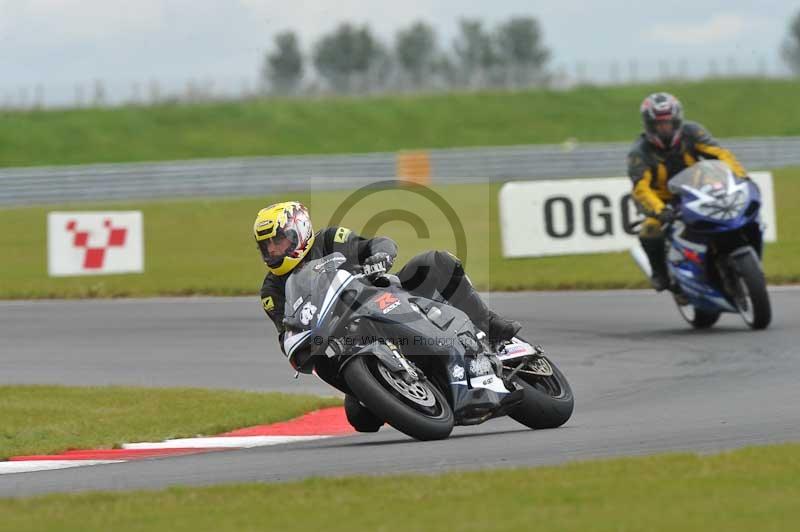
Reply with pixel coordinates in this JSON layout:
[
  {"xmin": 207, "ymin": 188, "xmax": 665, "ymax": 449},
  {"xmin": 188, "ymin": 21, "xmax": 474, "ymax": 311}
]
[{"xmin": 2, "ymin": 288, "xmax": 799, "ymax": 497}]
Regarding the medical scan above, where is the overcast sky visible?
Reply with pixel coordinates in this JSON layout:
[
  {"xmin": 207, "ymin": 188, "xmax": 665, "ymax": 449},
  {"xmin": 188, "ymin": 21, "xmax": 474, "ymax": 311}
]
[{"xmin": 1, "ymin": 0, "xmax": 797, "ymax": 104}]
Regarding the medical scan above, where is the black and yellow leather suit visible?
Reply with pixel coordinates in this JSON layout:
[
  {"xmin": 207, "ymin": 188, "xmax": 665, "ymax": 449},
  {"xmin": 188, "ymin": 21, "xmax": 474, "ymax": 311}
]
[{"xmin": 627, "ymin": 121, "xmax": 747, "ymax": 285}]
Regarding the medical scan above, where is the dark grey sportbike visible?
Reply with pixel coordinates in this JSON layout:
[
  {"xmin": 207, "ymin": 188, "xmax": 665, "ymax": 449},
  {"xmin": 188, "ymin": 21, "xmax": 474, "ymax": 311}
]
[{"xmin": 282, "ymin": 252, "xmax": 574, "ymax": 441}]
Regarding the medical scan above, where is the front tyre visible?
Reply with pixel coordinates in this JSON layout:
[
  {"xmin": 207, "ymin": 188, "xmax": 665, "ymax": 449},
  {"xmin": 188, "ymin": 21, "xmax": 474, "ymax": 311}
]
[
  {"xmin": 507, "ymin": 356, "xmax": 574, "ymax": 430},
  {"xmin": 674, "ymin": 297, "xmax": 721, "ymax": 329},
  {"xmin": 343, "ymin": 356, "xmax": 454, "ymax": 441},
  {"xmin": 733, "ymin": 252, "xmax": 771, "ymax": 330}
]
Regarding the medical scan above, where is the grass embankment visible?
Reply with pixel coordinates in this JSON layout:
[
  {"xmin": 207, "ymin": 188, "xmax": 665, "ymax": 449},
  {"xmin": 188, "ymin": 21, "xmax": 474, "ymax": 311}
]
[
  {"xmin": 2, "ymin": 79, "xmax": 799, "ymax": 166},
  {"xmin": 2, "ymin": 443, "xmax": 799, "ymax": 531},
  {"xmin": 1, "ymin": 169, "xmax": 797, "ymax": 298},
  {"xmin": 0, "ymin": 386, "xmax": 340, "ymax": 460}
]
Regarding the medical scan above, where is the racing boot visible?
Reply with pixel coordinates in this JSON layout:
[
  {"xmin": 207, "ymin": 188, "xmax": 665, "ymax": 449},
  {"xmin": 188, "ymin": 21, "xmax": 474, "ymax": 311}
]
[
  {"xmin": 640, "ymin": 237, "xmax": 669, "ymax": 292},
  {"xmin": 486, "ymin": 310, "xmax": 522, "ymax": 344}
]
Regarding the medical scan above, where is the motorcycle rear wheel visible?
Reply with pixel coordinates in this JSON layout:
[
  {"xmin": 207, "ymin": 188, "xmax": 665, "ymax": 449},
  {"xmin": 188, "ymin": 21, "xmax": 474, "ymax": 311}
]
[{"xmin": 343, "ymin": 356, "xmax": 454, "ymax": 441}]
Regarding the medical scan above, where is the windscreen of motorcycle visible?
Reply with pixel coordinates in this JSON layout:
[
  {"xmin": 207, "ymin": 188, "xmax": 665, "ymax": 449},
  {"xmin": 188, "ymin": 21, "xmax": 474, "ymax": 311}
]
[
  {"xmin": 284, "ymin": 253, "xmax": 349, "ymax": 329},
  {"xmin": 668, "ymin": 160, "xmax": 751, "ymax": 221}
]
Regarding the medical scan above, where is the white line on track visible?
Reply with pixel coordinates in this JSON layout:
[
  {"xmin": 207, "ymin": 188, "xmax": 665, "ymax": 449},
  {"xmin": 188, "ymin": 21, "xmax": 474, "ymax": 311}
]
[
  {"xmin": 122, "ymin": 435, "xmax": 331, "ymax": 449},
  {"xmin": 0, "ymin": 460, "xmax": 124, "ymax": 475}
]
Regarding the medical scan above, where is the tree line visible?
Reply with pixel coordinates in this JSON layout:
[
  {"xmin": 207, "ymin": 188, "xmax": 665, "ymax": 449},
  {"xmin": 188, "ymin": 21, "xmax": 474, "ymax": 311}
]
[
  {"xmin": 262, "ymin": 17, "xmax": 550, "ymax": 95},
  {"xmin": 262, "ymin": 11, "xmax": 800, "ymax": 97},
  {"xmin": 783, "ymin": 11, "xmax": 800, "ymax": 76}
]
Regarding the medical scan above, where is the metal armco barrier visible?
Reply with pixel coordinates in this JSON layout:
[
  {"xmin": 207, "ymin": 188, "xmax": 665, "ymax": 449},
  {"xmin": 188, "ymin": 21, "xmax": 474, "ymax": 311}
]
[{"xmin": 2, "ymin": 137, "xmax": 799, "ymax": 205}]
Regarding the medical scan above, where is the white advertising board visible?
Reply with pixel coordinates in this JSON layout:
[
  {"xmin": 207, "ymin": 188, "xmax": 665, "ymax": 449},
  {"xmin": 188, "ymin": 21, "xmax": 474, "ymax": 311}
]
[
  {"xmin": 47, "ymin": 212, "xmax": 144, "ymax": 276},
  {"xmin": 499, "ymin": 173, "xmax": 776, "ymax": 258}
]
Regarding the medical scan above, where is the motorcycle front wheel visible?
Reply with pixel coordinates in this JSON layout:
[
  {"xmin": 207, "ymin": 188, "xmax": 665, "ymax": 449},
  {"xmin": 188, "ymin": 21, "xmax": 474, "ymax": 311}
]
[
  {"xmin": 674, "ymin": 296, "xmax": 721, "ymax": 329},
  {"xmin": 343, "ymin": 356, "xmax": 454, "ymax": 441},
  {"xmin": 732, "ymin": 252, "xmax": 771, "ymax": 330}
]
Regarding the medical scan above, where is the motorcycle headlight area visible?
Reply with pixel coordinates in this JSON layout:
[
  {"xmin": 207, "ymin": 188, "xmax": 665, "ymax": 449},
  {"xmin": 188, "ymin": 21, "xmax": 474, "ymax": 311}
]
[{"xmin": 691, "ymin": 189, "xmax": 749, "ymax": 220}]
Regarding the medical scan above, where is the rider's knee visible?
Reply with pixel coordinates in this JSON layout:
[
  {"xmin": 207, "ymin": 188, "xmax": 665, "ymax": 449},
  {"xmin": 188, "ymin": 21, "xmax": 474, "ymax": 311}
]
[
  {"xmin": 431, "ymin": 250, "xmax": 463, "ymax": 271},
  {"xmin": 399, "ymin": 250, "xmax": 465, "ymax": 296},
  {"xmin": 406, "ymin": 250, "xmax": 464, "ymax": 276}
]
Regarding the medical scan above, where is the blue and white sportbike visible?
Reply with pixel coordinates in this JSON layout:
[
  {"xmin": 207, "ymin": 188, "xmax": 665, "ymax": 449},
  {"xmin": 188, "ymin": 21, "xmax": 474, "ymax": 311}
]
[{"xmin": 632, "ymin": 160, "xmax": 771, "ymax": 330}]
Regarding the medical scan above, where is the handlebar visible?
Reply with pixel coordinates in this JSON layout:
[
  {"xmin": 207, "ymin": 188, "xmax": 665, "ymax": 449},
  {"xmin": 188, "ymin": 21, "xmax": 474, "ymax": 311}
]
[{"xmin": 626, "ymin": 208, "xmax": 681, "ymax": 234}]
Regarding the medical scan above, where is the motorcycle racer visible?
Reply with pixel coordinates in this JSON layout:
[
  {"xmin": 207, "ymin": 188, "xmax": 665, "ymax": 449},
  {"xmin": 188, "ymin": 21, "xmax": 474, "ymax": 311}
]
[
  {"xmin": 628, "ymin": 92, "xmax": 748, "ymax": 291},
  {"xmin": 254, "ymin": 201, "xmax": 520, "ymax": 431}
]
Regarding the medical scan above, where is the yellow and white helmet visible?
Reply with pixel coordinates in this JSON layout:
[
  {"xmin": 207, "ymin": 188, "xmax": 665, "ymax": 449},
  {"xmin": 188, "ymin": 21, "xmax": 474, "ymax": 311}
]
[{"xmin": 253, "ymin": 201, "xmax": 315, "ymax": 276}]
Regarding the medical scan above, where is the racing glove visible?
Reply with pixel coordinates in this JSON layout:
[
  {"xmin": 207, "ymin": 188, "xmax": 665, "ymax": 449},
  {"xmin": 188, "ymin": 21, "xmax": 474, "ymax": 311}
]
[
  {"xmin": 363, "ymin": 252, "xmax": 394, "ymax": 278},
  {"xmin": 657, "ymin": 204, "xmax": 678, "ymax": 224}
]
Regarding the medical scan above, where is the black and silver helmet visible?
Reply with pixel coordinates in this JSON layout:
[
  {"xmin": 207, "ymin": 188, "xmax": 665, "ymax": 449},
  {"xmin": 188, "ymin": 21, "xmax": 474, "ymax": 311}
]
[{"xmin": 640, "ymin": 92, "xmax": 684, "ymax": 150}]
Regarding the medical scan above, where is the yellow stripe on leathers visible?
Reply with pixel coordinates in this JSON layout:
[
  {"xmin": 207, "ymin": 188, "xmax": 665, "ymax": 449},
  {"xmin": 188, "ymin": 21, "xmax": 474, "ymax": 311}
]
[
  {"xmin": 694, "ymin": 143, "xmax": 747, "ymax": 176},
  {"xmin": 633, "ymin": 169, "xmax": 666, "ymax": 215},
  {"xmin": 655, "ymin": 163, "xmax": 670, "ymax": 198},
  {"xmin": 334, "ymin": 227, "xmax": 351, "ymax": 244},
  {"xmin": 634, "ymin": 145, "xmax": 744, "ymax": 216}
]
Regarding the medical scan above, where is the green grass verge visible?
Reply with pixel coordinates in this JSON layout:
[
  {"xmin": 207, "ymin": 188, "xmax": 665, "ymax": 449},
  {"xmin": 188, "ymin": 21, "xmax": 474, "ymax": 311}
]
[
  {"xmin": 2, "ymin": 443, "xmax": 799, "ymax": 531},
  {"xmin": 1, "ymin": 169, "xmax": 797, "ymax": 298},
  {"xmin": 2, "ymin": 79, "xmax": 800, "ymax": 166},
  {"xmin": 0, "ymin": 385, "xmax": 340, "ymax": 460}
]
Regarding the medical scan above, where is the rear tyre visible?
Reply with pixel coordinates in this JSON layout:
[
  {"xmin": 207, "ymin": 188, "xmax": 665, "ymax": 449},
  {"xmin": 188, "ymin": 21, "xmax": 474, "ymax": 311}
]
[
  {"xmin": 674, "ymin": 298, "xmax": 721, "ymax": 329},
  {"xmin": 507, "ymin": 356, "xmax": 574, "ymax": 430},
  {"xmin": 733, "ymin": 252, "xmax": 771, "ymax": 330},
  {"xmin": 343, "ymin": 356, "xmax": 454, "ymax": 441}
]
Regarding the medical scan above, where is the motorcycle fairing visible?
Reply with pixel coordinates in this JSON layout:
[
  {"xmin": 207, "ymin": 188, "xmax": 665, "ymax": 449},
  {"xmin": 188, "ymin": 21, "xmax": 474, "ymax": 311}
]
[
  {"xmin": 665, "ymin": 161, "xmax": 764, "ymax": 314},
  {"xmin": 666, "ymin": 222, "xmax": 736, "ymax": 313},
  {"xmin": 282, "ymin": 253, "xmax": 516, "ymax": 423}
]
